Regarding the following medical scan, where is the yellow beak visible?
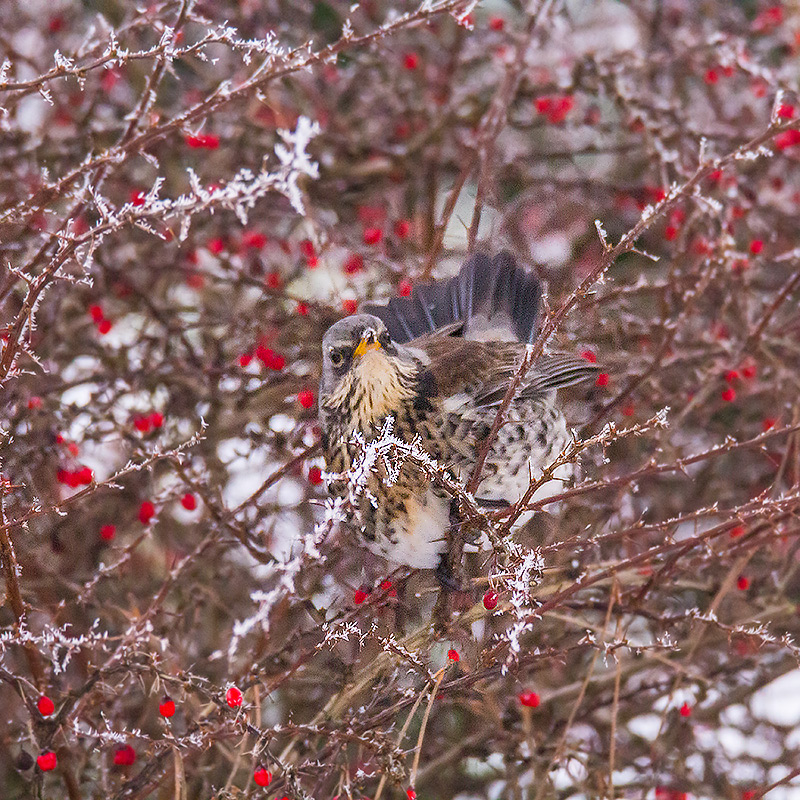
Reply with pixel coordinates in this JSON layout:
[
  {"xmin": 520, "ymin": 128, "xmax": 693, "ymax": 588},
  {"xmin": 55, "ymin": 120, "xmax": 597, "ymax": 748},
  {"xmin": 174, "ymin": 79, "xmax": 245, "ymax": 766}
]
[{"xmin": 353, "ymin": 336, "xmax": 382, "ymax": 358}]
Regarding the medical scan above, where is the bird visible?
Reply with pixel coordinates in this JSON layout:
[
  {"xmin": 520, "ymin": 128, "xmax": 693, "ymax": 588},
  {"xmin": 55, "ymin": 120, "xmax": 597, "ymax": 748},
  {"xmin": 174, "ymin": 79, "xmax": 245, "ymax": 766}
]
[{"xmin": 318, "ymin": 251, "xmax": 598, "ymax": 576}]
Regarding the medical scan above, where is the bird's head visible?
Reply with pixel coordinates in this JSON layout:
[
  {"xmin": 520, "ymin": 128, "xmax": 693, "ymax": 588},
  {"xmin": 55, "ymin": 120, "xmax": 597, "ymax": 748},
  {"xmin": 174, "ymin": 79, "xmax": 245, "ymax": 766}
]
[{"xmin": 319, "ymin": 314, "xmax": 418, "ymax": 427}]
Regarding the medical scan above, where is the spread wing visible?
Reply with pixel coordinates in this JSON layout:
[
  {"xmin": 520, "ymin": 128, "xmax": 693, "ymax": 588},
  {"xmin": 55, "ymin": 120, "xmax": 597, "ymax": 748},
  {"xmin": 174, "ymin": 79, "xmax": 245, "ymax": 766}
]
[
  {"xmin": 362, "ymin": 251, "xmax": 542, "ymax": 345},
  {"xmin": 411, "ymin": 337, "xmax": 599, "ymax": 408}
]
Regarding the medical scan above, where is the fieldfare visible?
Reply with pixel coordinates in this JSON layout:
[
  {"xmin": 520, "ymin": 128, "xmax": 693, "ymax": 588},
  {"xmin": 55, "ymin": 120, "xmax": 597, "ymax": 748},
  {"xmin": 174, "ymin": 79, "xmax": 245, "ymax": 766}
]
[{"xmin": 319, "ymin": 252, "xmax": 597, "ymax": 572}]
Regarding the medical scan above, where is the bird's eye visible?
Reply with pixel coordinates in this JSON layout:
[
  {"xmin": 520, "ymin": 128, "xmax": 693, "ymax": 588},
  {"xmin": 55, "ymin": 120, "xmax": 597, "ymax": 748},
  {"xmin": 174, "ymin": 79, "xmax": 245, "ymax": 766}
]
[
  {"xmin": 379, "ymin": 331, "xmax": 391, "ymax": 347},
  {"xmin": 329, "ymin": 349, "xmax": 344, "ymax": 367}
]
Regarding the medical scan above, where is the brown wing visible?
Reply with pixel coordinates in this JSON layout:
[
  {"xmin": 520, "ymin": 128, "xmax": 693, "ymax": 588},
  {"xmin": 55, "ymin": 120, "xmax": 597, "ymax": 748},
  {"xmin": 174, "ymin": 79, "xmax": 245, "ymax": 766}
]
[{"xmin": 412, "ymin": 336, "xmax": 599, "ymax": 408}]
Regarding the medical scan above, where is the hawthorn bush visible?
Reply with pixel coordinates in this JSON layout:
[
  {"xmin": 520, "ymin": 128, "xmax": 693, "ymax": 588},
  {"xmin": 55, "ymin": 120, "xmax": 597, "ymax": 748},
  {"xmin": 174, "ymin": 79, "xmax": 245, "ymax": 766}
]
[{"xmin": 2, "ymin": 1, "xmax": 800, "ymax": 799}]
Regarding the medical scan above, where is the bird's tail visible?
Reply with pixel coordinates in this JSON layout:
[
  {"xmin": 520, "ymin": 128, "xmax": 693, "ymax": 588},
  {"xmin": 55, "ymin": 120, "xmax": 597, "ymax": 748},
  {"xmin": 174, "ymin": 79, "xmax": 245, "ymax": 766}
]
[{"xmin": 362, "ymin": 251, "xmax": 542, "ymax": 345}]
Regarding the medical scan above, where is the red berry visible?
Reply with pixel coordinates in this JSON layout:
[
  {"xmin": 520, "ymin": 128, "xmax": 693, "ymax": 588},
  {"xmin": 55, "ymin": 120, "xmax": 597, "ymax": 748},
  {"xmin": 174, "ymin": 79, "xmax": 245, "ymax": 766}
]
[
  {"xmin": 308, "ymin": 466, "xmax": 323, "ymax": 485},
  {"xmin": 353, "ymin": 589, "xmax": 368, "ymax": 604},
  {"xmin": 100, "ymin": 524, "xmax": 116, "ymax": 542},
  {"xmin": 749, "ymin": 239, "xmax": 764, "ymax": 255},
  {"xmin": 130, "ymin": 190, "xmax": 146, "ymax": 207},
  {"xmin": 679, "ymin": 702, "xmax": 691, "ymax": 718},
  {"xmin": 242, "ymin": 230, "xmax": 268, "ymax": 249},
  {"xmin": 75, "ymin": 466, "xmax": 93, "ymax": 485},
  {"xmin": 724, "ymin": 370, "xmax": 739, "ymax": 383},
  {"xmin": 37, "ymin": 751, "xmax": 57, "ymax": 771},
  {"xmin": 483, "ymin": 590, "xmax": 498, "ymax": 610},
  {"xmin": 181, "ymin": 493, "xmax": 197, "ymax": 511},
  {"xmin": 150, "ymin": 412, "xmax": 164, "ymax": 428},
  {"xmin": 226, "ymin": 686, "xmax": 243, "ymax": 708},
  {"xmin": 741, "ymin": 362, "xmax": 757, "ymax": 379},
  {"xmin": 403, "ymin": 52, "xmax": 419, "ymax": 70},
  {"xmin": 185, "ymin": 133, "xmax": 219, "ymax": 149},
  {"xmin": 239, "ymin": 353, "xmax": 253, "ymax": 367},
  {"xmin": 721, "ymin": 387, "xmax": 736, "ymax": 402},
  {"xmin": 254, "ymin": 767, "xmax": 272, "ymax": 787},
  {"xmin": 344, "ymin": 254, "xmax": 364, "ymax": 274},
  {"xmin": 27, "ymin": 396, "xmax": 43, "ymax": 410},
  {"xmin": 363, "ymin": 227, "xmax": 383, "ymax": 246},
  {"xmin": 306, "ymin": 255, "xmax": 318, "ymax": 268},
  {"xmin": 255, "ymin": 346, "xmax": 285, "ymax": 371},
  {"xmin": 96, "ymin": 319, "xmax": 112, "ymax": 335},
  {"xmin": 89, "ymin": 304, "xmax": 104, "ymax": 322},
  {"xmin": 265, "ymin": 272, "xmax": 282, "ymax": 290},
  {"xmin": 133, "ymin": 415, "xmax": 151, "ymax": 433},
  {"xmin": 546, "ymin": 95, "xmax": 573, "ymax": 124},
  {"xmin": 775, "ymin": 129, "xmax": 800, "ymax": 150},
  {"xmin": 777, "ymin": 103, "xmax": 795, "ymax": 119},
  {"xmin": 737, "ymin": 575, "xmax": 750, "ymax": 591},
  {"xmin": 296, "ymin": 302, "xmax": 309, "ymax": 316},
  {"xmin": 489, "ymin": 16, "xmax": 505, "ymax": 30},
  {"xmin": 37, "ymin": 695, "xmax": 55, "ymax": 716},
  {"xmin": 581, "ymin": 349, "xmax": 597, "ymax": 363},
  {"xmin": 342, "ymin": 299, "xmax": 358, "ymax": 315},
  {"xmin": 159, "ymin": 697, "xmax": 176, "ymax": 718},
  {"xmin": 595, "ymin": 373, "xmax": 610, "ymax": 387},
  {"xmin": 186, "ymin": 272, "xmax": 204, "ymax": 289},
  {"xmin": 534, "ymin": 96, "xmax": 552, "ymax": 114},
  {"xmin": 730, "ymin": 525, "xmax": 745, "ymax": 538},
  {"xmin": 393, "ymin": 219, "xmax": 411, "ymax": 239},
  {"xmin": 406, "ymin": 789, "xmax": 417, "ymax": 800},
  {"xmin": 447, "ymin": 649, "xmax": 459, "ymax": 662},
  {"xmin": 297, "ymin": 390, "xmax": 315, "ymax": 409},
  {"xmin": 138, "ymin": 501, "xmax": 156, "ymax": 525},
  {"xmin": 397, "ymin": 280, "xmax": 412, "ymax": 297},
  {"xmin": 113, "ymin": 745, "xmax": 136, "ymax": 766},
  {"xmin": 518, "ymin": 691, "xmax": 540, "ymax": 708},
  {"xmin": 664, "ymin": 225, "xmax": 678, "ymax": 241},
  {"xmin": 207, "ymin": 237, "xmax": 225, "ymax": 254},
  {"xmin": 704, "ymin": 68, "xmax": 719, "ymax": 84},
  {"xmin": 762, "ymin": 417, "xmax": 777, "ymax": 431}
]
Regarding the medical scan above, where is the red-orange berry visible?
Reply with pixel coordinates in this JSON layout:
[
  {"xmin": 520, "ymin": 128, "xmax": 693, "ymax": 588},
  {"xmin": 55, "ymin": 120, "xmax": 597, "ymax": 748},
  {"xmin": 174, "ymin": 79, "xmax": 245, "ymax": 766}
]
[
  {"xmin": 737, "ymin": 575, "xmax": 750, "ymax": 591},
  {"xmin": 113, "ymin": 745, "xmax": 136, "ymax": 766},
  {"xmin": 100, "ymin": 524, "xmax": 116, "ymax": 541},
  {"xmin": 254, "ymin": 767, "xmax": 272, "ymax": 787},
  {"xmin": 403, "ymin": 52, "xmax": 419, "ymax": 70},
  {"xmin": 226, "ymin": 686, "xmax": 243, "ymax": 708},
  {"xmin": 297, "ymin": 390, "xmax": 315, "ymax": 409},
  {"xmin": 518, "ymin": 691, "xmax": 540, "ymax": 708},
  {"xmin": 181, "ymin": 493, "xmax": 197, "ymax": 511},
  {"xmin": 37, "ymin": 695, "xmax": 55, "ymax": 716},
  {"xmin": 447, "ymin": 649, "xmax": 459, "ymax": 662},
  {"xmin": 37, "ymin": 751, "xmax": 57, "ymax": 771},
  {"xmin": 159, "ymin": 697, "xmax": 176, "ymax": 718},
  {"xmin": 138, "ymin": 501, "xmax": 156, "ymax": 525},
  {"xmin": 483, "ymin": 590, "xmax": 498, "ymax": 610},
  {"xmin": 363, "ymin": 227, "xmax": 383, "ymax": 245}
]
